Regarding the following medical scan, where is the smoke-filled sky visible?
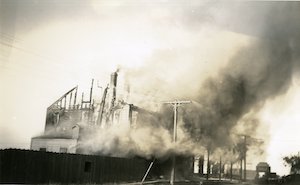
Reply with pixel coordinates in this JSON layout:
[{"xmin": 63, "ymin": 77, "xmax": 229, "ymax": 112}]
[{"xmin": 1, "ymin": 0, "xmax": 300, "ymax": 175}]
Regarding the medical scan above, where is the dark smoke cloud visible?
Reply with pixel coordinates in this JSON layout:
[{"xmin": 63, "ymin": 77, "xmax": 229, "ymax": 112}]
[
  {"xmin": 68, "ymin": 2, "xmax": 300, "ymax": 165},
  {"xmin": 110, "ymin": 2, "xmax": 300, "ymax": 160},
  {"xmin": 182, "ymin": 2, "xmax": 300, "ymax": 153}
]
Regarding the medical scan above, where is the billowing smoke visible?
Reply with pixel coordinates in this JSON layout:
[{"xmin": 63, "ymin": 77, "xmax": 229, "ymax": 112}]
[
  {"xmin": 179, "ymin": 3, "xmax": 300, "ymax": 163},
  {"xmin": 77, "ymin": 107, "xmax": 205, "ymax": 159},
  {"xmin": 78, "ymin": 2, "xmax": 300, "ymax": 163},
  {"xmin": 182, "ymin": 2, "xmax": 300, "ymax": 151}
]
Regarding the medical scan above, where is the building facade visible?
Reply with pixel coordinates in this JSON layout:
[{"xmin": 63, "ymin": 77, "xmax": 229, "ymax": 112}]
[{"xmin": 31, "ymin": 71, "xmax": 143, "ymax": 153}]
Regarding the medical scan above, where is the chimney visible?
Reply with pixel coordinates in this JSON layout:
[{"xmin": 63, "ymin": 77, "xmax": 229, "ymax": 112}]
[
  {"xmin": 110, "ymin": 72, "xmax": 118, "ymax": 88},
  {"xmin": 109, "ymin": 71, "xmax": 118, "ymax": 110}
]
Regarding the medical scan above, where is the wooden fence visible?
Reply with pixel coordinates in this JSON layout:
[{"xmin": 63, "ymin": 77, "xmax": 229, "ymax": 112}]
[{"xmin": 0, "ymin": 149, "xmax": 148, "ymax": 184}]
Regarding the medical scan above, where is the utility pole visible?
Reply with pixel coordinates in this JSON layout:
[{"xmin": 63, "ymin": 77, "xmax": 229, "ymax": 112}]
[
  {"xmin": 219, "ymin": 156, "xmax": 222, "ymax": 181},
  {"xmin": 230, "ymin": 161, "xmax": 233, "ymax": 181},
  {"xmin": 240, "ymin": 158, "xmax": 243, "ymax": 181},
  {"xmin": 236, "ymin": 134, "xmax": 248, "ymax": 182},
  {"xmin": 163, "ymin": 100, "xmax": 191, "ymax": 185},
  {"xmin": 207, "ymin": 148, "xmax": 210, "ymax": 180},
  {"xmin": 243, "ymin": 135, "xmax": 247, "ymax": 182}
]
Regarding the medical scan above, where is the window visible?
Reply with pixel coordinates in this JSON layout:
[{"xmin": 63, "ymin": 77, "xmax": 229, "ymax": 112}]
[
  {"xmin": 84, "ymin": 161, "xmax": 92, "ymax": 172},
  {"xmin": 59, "ymin": 147, "xmax": 67, "ymax": 153},
  {"xmin": 39, "ymin": 148, "xmax": 46, "ymax": 151}
]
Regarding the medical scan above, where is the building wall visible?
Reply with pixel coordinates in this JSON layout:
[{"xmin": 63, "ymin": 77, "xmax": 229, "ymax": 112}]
[{"xmin": 31, "ymin": 138, "xmax": 77, "ymax": 153}]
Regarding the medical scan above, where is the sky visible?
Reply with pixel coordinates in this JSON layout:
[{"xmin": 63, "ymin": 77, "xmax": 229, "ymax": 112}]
[{"xmin": 1, "ymin": 0, "xmax": 300, "ymax": 175}]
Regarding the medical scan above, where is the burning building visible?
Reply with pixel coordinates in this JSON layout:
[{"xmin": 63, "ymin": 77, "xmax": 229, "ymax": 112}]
[
  {"xmin": 29, "ymin": 69, "xmax": 259, "ymax": 181},
  {"xmin": 30, "ymin": 71, "xmax": 143, "ymax": 154},
  {"xmin": 28, "ymin": 69, "xmax": 197, "ymax": 182}
]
